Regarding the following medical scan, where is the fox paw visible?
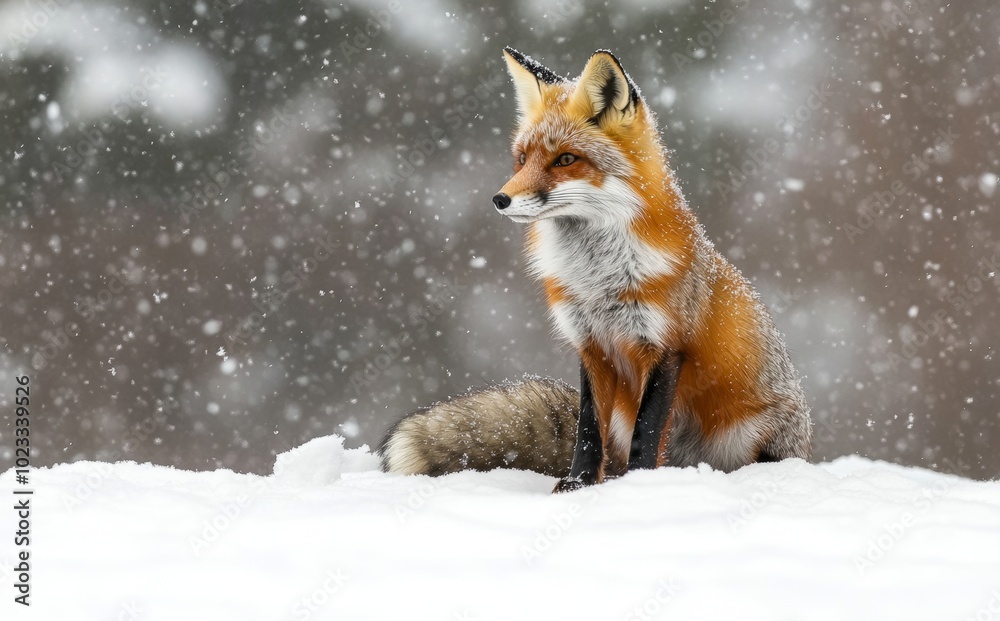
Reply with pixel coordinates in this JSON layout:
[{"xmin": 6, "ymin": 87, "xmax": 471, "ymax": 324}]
[{"xmin": 553, "ymin": 477, "xmax": 588, "ymax": 493}]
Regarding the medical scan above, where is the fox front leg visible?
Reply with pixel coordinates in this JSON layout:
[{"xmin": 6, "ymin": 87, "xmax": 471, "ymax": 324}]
[
  {"xmin": 628, "ymin": 351, "xmax": 683, "ymax": 470},
  {"xmin": 553, "ymin": 363, "xmax": 603, "ymax": 493}
]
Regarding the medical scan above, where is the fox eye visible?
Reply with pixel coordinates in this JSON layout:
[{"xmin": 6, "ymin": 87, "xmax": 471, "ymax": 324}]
[
  {"xmin": 555, "ymin": 153, "xmax": 577, "ymax": 166},
  {"xmin": 517, "ymin": 153, "xmax": 526, "ymax": 166}
]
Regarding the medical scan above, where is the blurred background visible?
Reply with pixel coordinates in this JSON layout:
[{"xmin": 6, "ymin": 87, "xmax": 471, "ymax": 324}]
[{"xmin": 0, "ymin": 0, "xmax": 997, "ymax": 478}]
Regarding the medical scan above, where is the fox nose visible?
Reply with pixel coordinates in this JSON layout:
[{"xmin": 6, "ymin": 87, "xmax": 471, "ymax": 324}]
[{"xmin": 492, "ymin": 193, "xmax": 512, "ymax": 211}]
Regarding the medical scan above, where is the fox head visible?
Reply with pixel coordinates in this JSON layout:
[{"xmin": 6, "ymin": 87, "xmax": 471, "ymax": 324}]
[{"xmin": 493, "ymin": 47, "xmax": 667, "ymax": 224}]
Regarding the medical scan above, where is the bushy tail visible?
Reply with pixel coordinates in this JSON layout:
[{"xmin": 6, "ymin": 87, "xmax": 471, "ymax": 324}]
[{"xmin": 379, "ymin": 376, "xmax": 579, "ymax": 477}]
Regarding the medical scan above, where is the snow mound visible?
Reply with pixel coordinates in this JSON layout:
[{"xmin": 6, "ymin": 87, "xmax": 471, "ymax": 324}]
[
  {"xmin": 2, "ymin": 436, "xmax": 999, "ymax": 620},
  {"xmin": 271, "ymin": 434, "xmax": 380, "ymax": 486}
]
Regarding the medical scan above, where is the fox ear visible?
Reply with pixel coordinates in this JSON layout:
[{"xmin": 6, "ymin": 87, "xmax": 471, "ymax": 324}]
[
  {"xmin": 571, "ymin": 50, "xmax": 640, "ymax": 125},
  {"xmin": 502, "ymin": 47, "xmax": 565, "ymax": 118}
]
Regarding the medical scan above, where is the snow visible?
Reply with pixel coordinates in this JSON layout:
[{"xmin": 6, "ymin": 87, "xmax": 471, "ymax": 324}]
[
  {"xmin": 0, "ymin": 3, "xmax": 223, "ymax": 128},
  {"xmin": 783, "ymin": 178, "xmax": 804, "ymax": 192},
  {"xmin": 980, "ymin": 173, "xmax": 998, "ymax": 198},
  {"xmin": 3, "ymin": 436, "xmax": 999, "ymax": 620}
]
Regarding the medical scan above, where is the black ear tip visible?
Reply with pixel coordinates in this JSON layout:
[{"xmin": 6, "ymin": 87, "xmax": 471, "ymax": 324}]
[
  {"xmin": 591, "ymin": 48, "xmax": 621, "ymax": 63},
  {"xmin": 590, "ymin": 49, "xmax": 627, "ymax": 76},
  {"xmin": 502, "ymin": 47, "xmax": 568, "ymax": 85}
]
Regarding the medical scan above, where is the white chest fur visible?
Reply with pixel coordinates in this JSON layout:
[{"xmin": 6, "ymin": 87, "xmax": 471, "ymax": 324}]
[{"xmin": 528, "ymin": 216, "xmax": 678, "ymax": 354}]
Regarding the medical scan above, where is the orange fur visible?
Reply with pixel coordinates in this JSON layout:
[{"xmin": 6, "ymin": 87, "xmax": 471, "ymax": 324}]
[
  {"xmin": 542, "ymin": 278, "xmax": 568, "ymax": 305},
  {"xmin": 679, "ymin": 259, "xmax": 769, "ymax": 437},
  {"xmin": 499, "ymin": 145, "xmax": 606, "ymax": 199}
]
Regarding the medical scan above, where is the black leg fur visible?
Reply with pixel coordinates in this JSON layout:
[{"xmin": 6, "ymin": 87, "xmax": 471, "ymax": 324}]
[
  {"xmin": 628, "ymin": 351, "xmax": 683, "ymax": 471},
  {"xmin": 554, "ymin": 362, "xmax": 603, "ymax": 493}
]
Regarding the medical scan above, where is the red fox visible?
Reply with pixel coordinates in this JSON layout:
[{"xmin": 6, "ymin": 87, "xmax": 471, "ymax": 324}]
[{"xmin": 380, "ymin": 48, "xmax": 811, "ymax": 492}]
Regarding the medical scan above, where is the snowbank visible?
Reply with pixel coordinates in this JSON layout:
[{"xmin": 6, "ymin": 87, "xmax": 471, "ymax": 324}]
[{"xmin": 2, "ymin": 436, "xmax": 999, "ymax": 620}]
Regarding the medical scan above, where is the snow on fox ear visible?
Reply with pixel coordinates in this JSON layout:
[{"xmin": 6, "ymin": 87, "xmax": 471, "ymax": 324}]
[
  {"xmin": 502, "ymin": 46, "xmax": 565, "ymax": 118},
  {"xmin": 571, "ymin": 50, "xmax": 640, "ymax": 126}
]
